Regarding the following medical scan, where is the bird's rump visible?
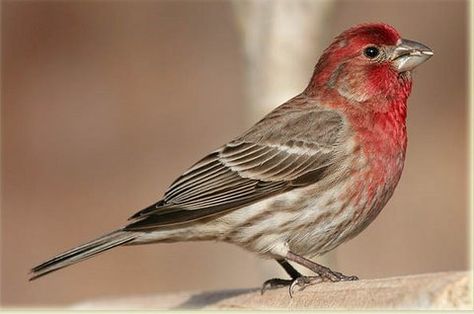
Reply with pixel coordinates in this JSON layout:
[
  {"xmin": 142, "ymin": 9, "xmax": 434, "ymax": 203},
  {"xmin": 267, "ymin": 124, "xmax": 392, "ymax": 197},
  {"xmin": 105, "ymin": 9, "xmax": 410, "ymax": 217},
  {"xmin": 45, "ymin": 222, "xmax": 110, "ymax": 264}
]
[{"xmin": 125, "ymin": 102, "xmax": 347, "ymax": 231}]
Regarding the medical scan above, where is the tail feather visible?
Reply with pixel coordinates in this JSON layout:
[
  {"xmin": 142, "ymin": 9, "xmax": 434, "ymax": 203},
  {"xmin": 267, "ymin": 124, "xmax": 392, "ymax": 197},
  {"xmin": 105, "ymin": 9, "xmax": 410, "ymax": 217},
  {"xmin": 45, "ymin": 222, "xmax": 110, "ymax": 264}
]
[{"xmin": 30, "ymin": 230, "xmax": 136, "ymax": 281}]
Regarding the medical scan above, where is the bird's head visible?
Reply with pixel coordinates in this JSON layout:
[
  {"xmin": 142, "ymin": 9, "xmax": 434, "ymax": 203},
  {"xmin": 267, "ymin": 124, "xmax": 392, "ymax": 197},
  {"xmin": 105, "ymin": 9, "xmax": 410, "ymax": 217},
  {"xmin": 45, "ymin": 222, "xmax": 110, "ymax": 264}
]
[{"xmin": 306, "ymin": 23, "xmax": 433, "ymax": 105}]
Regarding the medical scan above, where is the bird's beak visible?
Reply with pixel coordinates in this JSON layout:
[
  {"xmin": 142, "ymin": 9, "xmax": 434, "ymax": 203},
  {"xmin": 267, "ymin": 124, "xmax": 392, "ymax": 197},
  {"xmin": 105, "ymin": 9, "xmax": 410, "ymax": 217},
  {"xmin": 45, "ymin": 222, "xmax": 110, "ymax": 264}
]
[{"xmin": 391, "ymin": 39, "xmax": 433, "ymax": 72}]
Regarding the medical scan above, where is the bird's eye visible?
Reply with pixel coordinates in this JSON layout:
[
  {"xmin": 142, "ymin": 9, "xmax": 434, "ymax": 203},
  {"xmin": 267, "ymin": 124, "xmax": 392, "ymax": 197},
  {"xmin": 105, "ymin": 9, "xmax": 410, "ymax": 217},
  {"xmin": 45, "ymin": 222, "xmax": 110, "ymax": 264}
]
[{"xmin": 363, "ymin": 46, "xmax": 380, "ymax": 59}]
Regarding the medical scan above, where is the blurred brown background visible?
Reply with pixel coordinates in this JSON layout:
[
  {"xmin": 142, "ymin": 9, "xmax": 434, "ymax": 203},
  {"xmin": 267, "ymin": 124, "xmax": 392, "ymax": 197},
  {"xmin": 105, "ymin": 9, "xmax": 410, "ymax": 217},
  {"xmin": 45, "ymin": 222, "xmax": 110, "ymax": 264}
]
[{"xmin": 1, "ymin": 0, "xmax": 469, "ymax": 307}]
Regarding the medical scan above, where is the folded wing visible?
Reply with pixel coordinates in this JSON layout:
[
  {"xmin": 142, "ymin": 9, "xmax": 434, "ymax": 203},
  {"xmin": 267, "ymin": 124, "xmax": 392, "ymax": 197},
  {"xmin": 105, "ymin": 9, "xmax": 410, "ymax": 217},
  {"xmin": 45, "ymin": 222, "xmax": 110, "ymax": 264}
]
[{"xmin": 125, "ymin": 99, "xmax": 347, "ymax": 230}]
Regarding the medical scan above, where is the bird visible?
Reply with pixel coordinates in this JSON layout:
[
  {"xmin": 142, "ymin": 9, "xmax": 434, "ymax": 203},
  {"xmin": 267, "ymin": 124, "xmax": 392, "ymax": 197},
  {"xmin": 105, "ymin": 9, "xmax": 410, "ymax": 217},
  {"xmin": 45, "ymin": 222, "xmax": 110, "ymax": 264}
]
[{"xmin": 30, "ymin": 22, "xmax": 433, "ymax": 295}]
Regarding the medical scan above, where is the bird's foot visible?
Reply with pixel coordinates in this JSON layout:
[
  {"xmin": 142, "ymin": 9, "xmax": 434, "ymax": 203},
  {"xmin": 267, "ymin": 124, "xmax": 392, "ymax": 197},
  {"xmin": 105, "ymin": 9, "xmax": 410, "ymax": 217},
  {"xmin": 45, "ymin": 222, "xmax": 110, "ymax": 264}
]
[
  {"xmin": 261, "ymin": 270, "xmax": 358, "ymax": 297},
  {"xmin": 288, "ymin": 271, "xmax": 357, "ymax": 297},
  {"xmin": 261, "ymin": 275, "xmax": 326, "ymax": 297},
  {"xmin": 288, "ymin": 275, "xmax": 325, "ymax": 297},
  {"xmin": 316, "ymin": 266, "xmax": 359, "ymax": 282},
  {"xmin": 260, "ymin": 276, "xmax": 322, "ymax": 297}
]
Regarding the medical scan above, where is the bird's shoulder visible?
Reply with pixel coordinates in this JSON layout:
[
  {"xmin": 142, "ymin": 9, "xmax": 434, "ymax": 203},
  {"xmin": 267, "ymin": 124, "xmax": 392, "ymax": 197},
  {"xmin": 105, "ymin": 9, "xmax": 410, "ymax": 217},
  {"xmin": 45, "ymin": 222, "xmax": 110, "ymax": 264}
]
[{"xmin": 238, "ymin": 94, "xmax": 347, "ymax": 148}]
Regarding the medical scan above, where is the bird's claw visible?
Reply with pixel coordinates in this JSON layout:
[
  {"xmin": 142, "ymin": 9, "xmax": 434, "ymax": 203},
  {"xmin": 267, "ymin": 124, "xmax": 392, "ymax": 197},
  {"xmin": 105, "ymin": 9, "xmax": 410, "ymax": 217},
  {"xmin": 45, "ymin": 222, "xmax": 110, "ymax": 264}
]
[{"xmin": 288, "ymin": 275, "xmax": 323, "ymax": 297}]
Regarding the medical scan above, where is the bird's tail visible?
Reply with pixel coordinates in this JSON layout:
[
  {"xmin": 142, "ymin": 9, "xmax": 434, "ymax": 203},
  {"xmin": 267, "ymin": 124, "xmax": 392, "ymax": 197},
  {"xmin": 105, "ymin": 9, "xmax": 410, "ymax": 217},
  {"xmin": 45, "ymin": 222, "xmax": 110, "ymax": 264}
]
[{"xmin": 29, "ymin": 230, "xmax": 136, "ymax": 281}]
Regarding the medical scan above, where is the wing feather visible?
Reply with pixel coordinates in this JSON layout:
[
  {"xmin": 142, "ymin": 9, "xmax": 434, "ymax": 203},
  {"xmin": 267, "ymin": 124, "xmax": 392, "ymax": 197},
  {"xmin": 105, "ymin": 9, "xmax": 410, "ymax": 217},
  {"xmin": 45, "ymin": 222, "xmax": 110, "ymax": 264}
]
[{"xmin": 125, "ymin": 101, "xmax": 348, "ymax": 230}]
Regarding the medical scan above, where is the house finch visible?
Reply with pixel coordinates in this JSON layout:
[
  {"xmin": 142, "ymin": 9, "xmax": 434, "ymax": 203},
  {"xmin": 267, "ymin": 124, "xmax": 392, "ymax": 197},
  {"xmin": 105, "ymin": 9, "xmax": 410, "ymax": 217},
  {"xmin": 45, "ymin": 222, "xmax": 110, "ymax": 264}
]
[{"xmin": 30, "ymin": 23, "xmax": 433, "ymax": 295}]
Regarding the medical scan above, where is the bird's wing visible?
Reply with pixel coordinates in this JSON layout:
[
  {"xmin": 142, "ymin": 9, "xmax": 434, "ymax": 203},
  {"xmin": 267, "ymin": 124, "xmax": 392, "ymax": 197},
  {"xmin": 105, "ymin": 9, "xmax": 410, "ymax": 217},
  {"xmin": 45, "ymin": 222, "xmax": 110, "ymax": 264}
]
[{"xmin": 125, "ymin": 99, "xmax": 347, "ymax": 230}]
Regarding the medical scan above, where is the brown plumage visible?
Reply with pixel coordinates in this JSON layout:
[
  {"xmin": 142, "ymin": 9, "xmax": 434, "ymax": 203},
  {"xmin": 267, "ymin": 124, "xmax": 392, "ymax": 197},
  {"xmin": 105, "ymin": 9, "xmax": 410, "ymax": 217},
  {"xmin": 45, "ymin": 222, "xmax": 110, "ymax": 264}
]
[{"xmin": 127, "ymin": 97, "xmax": 345, "ymax": 229}]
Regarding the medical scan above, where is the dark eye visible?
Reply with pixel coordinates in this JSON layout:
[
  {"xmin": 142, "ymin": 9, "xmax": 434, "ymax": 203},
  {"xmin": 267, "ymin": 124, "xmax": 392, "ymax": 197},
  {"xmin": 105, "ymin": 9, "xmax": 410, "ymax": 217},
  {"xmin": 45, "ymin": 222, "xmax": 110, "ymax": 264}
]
[{"xmin": 363, "ymin": 46, "xmax": 380, "ymax": 59}]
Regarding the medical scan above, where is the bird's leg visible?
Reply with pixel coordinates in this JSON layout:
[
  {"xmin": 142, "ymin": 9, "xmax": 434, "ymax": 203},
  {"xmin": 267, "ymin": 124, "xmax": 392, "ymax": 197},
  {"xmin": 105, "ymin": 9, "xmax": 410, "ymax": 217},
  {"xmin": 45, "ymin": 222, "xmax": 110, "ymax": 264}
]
[
  {"xmin": 284, "ymin": 251, "xmax": 358, "ymax": 295},
  {"xmin": 286, "ymin": 251, "xmax": 359, "ymax": 281},
  {"xmin": 261, "ymin": 259, "xmax": 302, "ymax": 294},
  {"xmin": 279, "ymin": 258, "xmax": 302, "ymax": 279}
]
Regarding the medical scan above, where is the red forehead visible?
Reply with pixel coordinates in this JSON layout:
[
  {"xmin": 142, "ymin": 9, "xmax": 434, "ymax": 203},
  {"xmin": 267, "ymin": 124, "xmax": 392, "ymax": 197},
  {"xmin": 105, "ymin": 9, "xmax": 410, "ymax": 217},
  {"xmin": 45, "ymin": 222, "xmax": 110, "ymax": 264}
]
[{"xmin": 341, "ymin": 23, "xmax": 401, "ymax": 46}]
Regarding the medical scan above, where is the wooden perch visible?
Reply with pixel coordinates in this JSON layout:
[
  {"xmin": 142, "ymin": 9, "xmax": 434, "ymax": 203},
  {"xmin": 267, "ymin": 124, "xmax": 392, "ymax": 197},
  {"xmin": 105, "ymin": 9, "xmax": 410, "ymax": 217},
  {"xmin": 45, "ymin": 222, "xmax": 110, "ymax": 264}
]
[{"xmin": 72, "ymin": 271, "xmax": 472, "ymax": 310}]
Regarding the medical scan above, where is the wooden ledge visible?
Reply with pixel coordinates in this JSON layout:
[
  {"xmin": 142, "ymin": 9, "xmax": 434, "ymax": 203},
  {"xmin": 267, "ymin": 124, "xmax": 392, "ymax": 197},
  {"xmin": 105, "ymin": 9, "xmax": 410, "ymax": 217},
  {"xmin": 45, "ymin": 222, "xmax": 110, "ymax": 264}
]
[{"xmin": 71, "ymin": 271, "xmax": 472, "ymax": 310}]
